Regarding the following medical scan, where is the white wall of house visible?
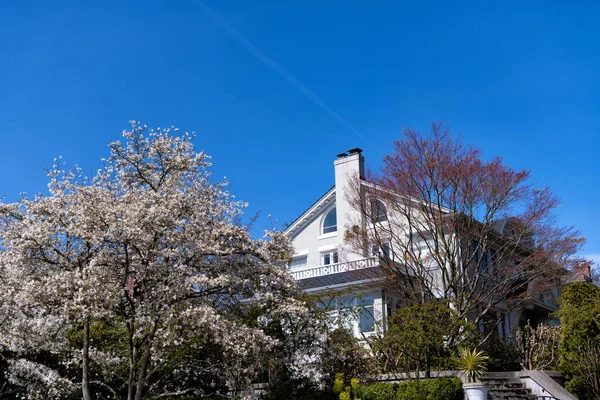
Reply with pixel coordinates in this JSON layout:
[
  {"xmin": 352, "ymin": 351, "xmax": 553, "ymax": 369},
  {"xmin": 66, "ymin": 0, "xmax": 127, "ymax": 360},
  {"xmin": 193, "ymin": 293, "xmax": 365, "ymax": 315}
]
[{"xmin": 289, "ymin": 201, "xmax": 340, "ymax": 270}]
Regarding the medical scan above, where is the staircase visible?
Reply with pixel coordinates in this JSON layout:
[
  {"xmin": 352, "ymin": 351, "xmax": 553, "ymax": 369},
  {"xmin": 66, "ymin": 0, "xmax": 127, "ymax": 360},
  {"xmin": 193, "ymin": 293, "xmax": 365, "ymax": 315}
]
[{"xmin": 481, "ymin": 376, "xmax": 534, "ymax": 400}]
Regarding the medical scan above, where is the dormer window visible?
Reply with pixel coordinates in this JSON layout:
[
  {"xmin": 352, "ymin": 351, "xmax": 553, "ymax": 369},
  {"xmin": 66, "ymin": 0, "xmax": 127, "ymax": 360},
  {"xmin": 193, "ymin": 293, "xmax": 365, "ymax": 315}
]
[
  {"xmin": 371, "ymin": 199, "xmax": 387, "ymax": 223},
  {"xmin": 322, "ymin": 207, "xmax": 337, "ymax": 234}
]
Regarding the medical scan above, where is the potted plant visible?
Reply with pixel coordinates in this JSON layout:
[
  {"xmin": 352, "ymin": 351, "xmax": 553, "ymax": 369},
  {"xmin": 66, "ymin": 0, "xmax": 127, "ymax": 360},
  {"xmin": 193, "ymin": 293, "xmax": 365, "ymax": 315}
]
[{"xmin": 456, "ymin": 347, "xmax": 489, "ymax": 400}]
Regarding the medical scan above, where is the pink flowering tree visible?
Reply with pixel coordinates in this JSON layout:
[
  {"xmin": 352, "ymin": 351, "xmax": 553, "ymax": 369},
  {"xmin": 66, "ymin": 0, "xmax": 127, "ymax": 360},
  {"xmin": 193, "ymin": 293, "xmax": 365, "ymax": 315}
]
[{"xmin": 0, "ymin": 123, "xmax": 318, "ymax": 399}]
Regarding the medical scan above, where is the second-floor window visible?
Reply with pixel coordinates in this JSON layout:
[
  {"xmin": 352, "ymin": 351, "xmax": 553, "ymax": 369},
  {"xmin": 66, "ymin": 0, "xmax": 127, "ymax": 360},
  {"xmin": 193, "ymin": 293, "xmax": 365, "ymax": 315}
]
[
  {"xmin": 371, "ymin": 241, "xmax": 390, "ymax": 259},
  {"xmin": 322, "ymin": 250, "xmax": 339, "ymax": 265},
  {"xmin": 322, "ymin": 207, "xmax": 337, "ymax": 234},
  {"xmin": 290, "ymin": 255, "xmax": 307, "ymax": 270},
  {"xmin": 371, "ymin": 199, "xmax": 387, "ymax": 223}
]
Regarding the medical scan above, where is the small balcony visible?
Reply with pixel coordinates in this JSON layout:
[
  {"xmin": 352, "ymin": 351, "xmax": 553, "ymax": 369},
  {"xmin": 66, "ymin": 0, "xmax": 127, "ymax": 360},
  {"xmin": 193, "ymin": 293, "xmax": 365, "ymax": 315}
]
[{"xmin": 290, "ymin": 256, "xmax": 380, "ymax": 281}]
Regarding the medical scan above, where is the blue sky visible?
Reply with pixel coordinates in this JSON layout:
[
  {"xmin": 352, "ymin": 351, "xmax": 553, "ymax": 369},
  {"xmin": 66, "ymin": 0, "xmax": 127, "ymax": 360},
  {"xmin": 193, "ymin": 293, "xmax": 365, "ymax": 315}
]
[{"xmin": 0, "ymin": 0, "xmax": 598, "ymax": 263}]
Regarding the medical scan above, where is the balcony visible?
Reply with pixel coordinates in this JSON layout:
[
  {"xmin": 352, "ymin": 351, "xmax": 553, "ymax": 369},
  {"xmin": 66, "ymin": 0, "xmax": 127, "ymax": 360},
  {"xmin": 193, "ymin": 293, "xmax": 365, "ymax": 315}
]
[{"xmin": 290, "ymin": 256, "xmax": 380, "ymax": 281}]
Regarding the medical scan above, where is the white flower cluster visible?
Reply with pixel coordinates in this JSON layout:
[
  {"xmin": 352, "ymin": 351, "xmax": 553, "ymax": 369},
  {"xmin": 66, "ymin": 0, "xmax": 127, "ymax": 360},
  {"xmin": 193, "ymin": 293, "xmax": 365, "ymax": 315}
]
[{"xmin": 0, "ymin": 122, "xmax": 322, "ymax": 398}]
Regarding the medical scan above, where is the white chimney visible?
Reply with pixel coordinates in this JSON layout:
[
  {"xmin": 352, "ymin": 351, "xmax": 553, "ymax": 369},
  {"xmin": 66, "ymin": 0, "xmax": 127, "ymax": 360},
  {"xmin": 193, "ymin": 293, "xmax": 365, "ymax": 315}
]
[{"xmin": 334, "ymin": 148, "xmax": 365, "ymax": 259}]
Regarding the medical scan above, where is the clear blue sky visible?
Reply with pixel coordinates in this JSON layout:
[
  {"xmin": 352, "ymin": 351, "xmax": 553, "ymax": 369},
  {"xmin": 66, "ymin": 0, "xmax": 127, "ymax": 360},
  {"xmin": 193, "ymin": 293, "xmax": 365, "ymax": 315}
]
[{"xmin": 0, "ymin": 0, "xmax": 598, "ymax": 263}]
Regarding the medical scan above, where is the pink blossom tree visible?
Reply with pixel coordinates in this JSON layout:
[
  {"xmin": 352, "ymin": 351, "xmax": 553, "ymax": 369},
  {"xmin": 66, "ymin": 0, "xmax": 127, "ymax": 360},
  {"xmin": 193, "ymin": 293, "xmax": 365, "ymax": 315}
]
[{"xmin": 345, "ymin": 122, "xmax": 587, "ymax": 342}]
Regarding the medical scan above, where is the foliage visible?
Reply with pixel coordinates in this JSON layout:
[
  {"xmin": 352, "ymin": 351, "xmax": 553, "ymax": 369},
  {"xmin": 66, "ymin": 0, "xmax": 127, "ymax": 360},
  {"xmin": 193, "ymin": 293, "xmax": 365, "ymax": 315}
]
[
  {"xmin": 333, "ymin": 373, "xmax": 345, "ymax": 394},
  {"xmin": 324, "ymin": 328, "xmax": 376, "ymax": 384},
  {"xmin": 455, "ymin": 348, "xmax": 489, "ymax": 383},
  {"xmin": 0, "ymin": 123, "xmax": 316, "ymax": 399},
  {"xmin": 260, "ymin": 292, "xmax": 333, "ymax": 400},
  {"xmin": 345, "ymin": 122, "xmax": 586, "ymax": 340},
  {"xmin": 372, "ymin": 300, "xmax": 475, "ymax": 376},
  {"xmin": 357, "ymin": 382, "xmax": 395, "ymax": 400},
  {"xmin": 262, "ymin": 369, "xmax": 330, "ymax": 400},
  {"xmin": 331, "ymin": 373, "xmax": 362, "ymax": 400},
  {"xmin": 480, "ymin": 336, "xmax": 520, "ymax": 372},
  {"xmin": 357, "ymin": 378, "xmax": 462, "ymax": 400},
  {"xmin": 556, "ymin": 282, "xmax": 600, "ymax": 400},
  {"xmin": 262, "ymin": 299, "xmax": 376, "ymax": 400},
  {"xmin": 515, "ymin": 321, "xmax": 560, "ymax": 370}
]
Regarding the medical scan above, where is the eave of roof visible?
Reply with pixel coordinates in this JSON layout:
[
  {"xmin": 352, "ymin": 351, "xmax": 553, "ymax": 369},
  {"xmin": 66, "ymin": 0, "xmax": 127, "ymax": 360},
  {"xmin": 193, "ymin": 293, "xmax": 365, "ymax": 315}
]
[
  {"xmin": 296, "ymin": 266, "xmax": 387, "ymax": 290},
  {"xmin": 283, "ymin": 185, "xmax": 336, "ymax": 239}
]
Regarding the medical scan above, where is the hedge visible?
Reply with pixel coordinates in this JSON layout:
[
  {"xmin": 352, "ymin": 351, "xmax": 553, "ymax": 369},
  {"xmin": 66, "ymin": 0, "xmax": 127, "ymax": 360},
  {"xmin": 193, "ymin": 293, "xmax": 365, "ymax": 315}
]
[{"xmin": 358, "ymin": 377, "xmax": 463, "ymax": 400}]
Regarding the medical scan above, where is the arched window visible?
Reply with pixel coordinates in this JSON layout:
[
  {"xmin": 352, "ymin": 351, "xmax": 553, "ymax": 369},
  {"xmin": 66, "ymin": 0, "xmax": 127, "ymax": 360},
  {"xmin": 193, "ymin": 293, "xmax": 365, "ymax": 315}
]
[
  {"xmin": 322, "ymin": 207, "xmax": 337, "ymax": 234},
  {"xmin": 371, "ymin": 199, "xmax": 387, "ymax": 223}
]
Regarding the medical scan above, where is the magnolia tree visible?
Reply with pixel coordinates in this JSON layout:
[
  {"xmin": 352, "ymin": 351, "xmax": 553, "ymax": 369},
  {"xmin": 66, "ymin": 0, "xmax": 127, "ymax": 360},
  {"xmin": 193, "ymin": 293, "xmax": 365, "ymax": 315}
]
[
  {"xmin": 345, "ymin": 123, "xmax": 586, "ymax": 340},
  {"xmin": 0, "ymin": 123, "xmax": 321, "ymax": 399}
]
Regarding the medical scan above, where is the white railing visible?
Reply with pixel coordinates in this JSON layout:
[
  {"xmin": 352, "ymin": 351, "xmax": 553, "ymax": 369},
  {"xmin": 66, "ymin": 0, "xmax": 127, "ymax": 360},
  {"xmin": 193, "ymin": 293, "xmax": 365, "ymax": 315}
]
[{"xmin": 290, "ymin": 256, "xmax": 379, "ymax": 280}]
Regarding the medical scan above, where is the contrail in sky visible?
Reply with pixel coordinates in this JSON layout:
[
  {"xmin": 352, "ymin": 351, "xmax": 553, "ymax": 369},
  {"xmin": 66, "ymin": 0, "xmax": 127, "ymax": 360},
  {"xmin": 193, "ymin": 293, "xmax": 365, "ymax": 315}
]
[{"xmin": 193, "ymin": 1, "xmax": 381, "ymax": 152}]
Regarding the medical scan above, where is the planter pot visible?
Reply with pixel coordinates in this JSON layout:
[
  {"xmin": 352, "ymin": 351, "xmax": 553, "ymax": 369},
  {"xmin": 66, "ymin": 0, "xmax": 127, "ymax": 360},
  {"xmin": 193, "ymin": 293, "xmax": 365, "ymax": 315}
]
[{"xmin": 463, "ymin": 382, "xmax": 488, "ymax": 400}]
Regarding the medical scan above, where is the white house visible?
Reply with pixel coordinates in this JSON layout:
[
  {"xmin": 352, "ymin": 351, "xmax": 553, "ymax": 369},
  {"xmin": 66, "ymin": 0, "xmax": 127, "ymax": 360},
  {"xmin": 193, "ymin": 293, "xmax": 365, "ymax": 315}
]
[
  {"xmin": 283, "ymin": 149, "xmax": 584, "ymax": 339},
  {"xmin": 283, "ymin": 149, "xmax": 401, "ymax": 337}
]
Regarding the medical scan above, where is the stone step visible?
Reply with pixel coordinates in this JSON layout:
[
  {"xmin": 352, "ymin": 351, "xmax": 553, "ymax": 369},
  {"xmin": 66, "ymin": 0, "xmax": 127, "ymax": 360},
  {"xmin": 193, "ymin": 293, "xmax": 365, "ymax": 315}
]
[
  {"xmin": 483, "ymin": 375, "xmax": 535, "ymax": 400},
  {"xmin": 490, "ymin": 388, "xmax": 533, "ymax": 396},
  {"xmin": 484, "ymin": 381, "xmax": 526, "ymax": 389}
]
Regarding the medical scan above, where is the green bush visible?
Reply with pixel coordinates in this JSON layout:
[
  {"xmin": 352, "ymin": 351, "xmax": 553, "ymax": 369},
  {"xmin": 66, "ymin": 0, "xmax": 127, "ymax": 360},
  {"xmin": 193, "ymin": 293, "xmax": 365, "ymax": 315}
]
[
  {"xmin": 357, "ymin": 378, "xmax": 462, "ymax": 400},
  {"xmin": 556, "ymin": 282, "xmax": 600, "ymax": 400},
  {"xmin": 374, "ymin": 301, "xmax": 475, "ymax": 376},
  {"xmin": 482, "ymin": 336, "xmax": 520, "ymax": 372},
  {"xmin": 358, "ymin": 382, "xmax": 397, "ymax": 400}
]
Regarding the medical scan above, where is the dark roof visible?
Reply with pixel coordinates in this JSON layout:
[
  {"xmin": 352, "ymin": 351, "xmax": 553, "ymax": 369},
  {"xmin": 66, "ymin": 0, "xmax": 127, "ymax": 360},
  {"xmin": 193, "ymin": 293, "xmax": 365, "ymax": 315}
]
[{"xmin": 297, "ymin": 266, "xmax": 387, "ymax": 290}]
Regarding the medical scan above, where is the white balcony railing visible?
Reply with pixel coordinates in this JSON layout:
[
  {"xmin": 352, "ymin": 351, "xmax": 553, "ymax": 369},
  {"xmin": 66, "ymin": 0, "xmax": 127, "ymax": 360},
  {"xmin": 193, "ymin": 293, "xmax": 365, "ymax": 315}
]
[{"xmin": 290, "ymin": 256, "xmax": 379, "ymax": 280}]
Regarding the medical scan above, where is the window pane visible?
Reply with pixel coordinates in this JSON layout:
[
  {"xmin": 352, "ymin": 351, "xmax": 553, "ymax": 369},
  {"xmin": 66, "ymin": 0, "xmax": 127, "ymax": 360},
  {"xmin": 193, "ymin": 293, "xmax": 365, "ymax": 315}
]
[
  {"xmin": 290, "ymin": 256, "xmax": 307, "ymax": 270},
  {"xmin": 332, "ymin": 252, "xmax": 338, "ymax": 264},
  {"xmin": 323, "ymin": 207, "xmax": 337, "ymax": 234},
  {"xmin": 359, "ymin": 295, "xmax": 374, "ymax": 306},
  {"xmin": 359, "ymin": 306, "xmax": 375, "ymax": 332},
  {"xmin": 471, "ymin": 240, "xmax": 479, "ymax": 262},
  {"xmin": 371, "ymin": 199, "xmax": 387, "ymax": 223},
  {"xmin": 323, "ymin": 253, "xmax": 331, "ymax": 265}
]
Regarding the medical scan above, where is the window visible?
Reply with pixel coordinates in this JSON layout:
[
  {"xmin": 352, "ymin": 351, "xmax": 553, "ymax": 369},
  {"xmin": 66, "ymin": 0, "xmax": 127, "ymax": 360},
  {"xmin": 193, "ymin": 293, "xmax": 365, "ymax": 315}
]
[
  {"xmin": 319, "ymin": 294, "xmax": 377, "ymax": 334},
  {"xmin": 481, "ymin": 253, "xmax": 488, "ymax": 274},
  {"xmin": 359, "ymin": 295, "xmax": 375, "ymax": 333},
  {"xmin": 371, "ymin": 241, "xmax": 390, "ymax": 259},
  {"xmin": 490, "ymin": 249, "xmax": 497, "ymax": 269},
  {"xmin": 471, "ymin": 240, "xmax": 480, "ymax": 263},
  {"xmin": 385, "ymin": 294, "xmax": 394, "ymax": 329},
  {"xmin": 371, "ymin": 199, "xmax": 387, "ymax": 223},
  {"xmin": 322, "ymin": 250, "xmax": 339, "ymax": 265},
  {"xmin": 289, "ymin": 255, "xmax": 307, "ymax": 270},
  {"xmin": 322, "ymin": 207, "xmax": 337, "ymax": 234}
]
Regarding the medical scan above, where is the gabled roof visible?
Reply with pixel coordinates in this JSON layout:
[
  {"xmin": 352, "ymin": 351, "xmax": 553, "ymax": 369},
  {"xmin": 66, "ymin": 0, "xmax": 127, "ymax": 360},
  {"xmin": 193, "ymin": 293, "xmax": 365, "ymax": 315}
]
[{"xmin": 283, "ymin": 185, "xmax": 336, "ymax": 239}]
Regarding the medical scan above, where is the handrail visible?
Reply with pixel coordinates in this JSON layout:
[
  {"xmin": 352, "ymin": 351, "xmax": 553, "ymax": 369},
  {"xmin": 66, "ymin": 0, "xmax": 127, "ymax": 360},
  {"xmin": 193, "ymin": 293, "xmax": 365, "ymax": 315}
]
[{"xmin": 290, "ymin": 256, "xmax": 379, "ymax": 280}]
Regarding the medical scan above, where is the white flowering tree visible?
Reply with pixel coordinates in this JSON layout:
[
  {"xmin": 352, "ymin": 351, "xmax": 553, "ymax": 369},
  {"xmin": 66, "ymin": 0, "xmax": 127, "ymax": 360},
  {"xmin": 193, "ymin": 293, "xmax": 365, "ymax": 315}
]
[{"xmin": 0, "ymin": 123, "xmax": 316, "ymax": 399}]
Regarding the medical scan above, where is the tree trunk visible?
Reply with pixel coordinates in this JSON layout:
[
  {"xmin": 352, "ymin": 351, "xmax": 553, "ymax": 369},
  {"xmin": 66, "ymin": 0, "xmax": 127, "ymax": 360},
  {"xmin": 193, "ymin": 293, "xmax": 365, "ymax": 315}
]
[
  {"xmin": 134, "ymin": 320, "xmax": 159, "ymax": 400},
  {"xmin": 82, "ymin": 316, "xmax": 92, "ymax": 400},
  {"xmin": 127, "ymin": 322, "xmax": 136, "ymax": 400}
]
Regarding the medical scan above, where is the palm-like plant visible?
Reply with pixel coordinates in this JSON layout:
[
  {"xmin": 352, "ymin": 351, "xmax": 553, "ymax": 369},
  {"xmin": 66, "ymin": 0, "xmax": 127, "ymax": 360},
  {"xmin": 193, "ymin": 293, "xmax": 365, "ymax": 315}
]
[{"xmin": 456, "ymin": 347, "xmax": 489, "ymax": 383}]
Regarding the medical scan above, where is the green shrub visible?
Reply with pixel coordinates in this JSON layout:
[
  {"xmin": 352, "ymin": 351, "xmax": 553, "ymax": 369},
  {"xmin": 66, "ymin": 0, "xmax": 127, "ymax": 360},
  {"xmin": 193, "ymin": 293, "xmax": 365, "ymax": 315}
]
[
  {"xmin": 374, "ymin": 301, "xmax": 475, "ymax": 376},
  {"xmin": 556, "ymin": 282, "xmax": 600, "ymax": 400},
  {"xmin": 357, "ymin": 378, "xmax": 462, "ymax": 400},
  {"xmin": 396, "ymin": 378, "xmax": 463, "ymax": 400},
  {"xmin": 482, "ymin": 336, "xmax": 520, "ymax": 372},
  {"xmin": 358, "ymin": 382, "xmax": 397, "ymax": 400}
]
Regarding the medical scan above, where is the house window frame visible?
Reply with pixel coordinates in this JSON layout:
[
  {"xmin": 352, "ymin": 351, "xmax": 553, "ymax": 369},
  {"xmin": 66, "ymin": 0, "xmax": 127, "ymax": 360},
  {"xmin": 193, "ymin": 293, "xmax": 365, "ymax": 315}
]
[
  {"xmin": 289, "ymin": 255, "xmax": 308, "ymax": 270},
  {"xmin": 320, "ymin": 293, "xmax": 377, "ymax": 335},
  {"xmin": 371, "ymin": 239, "xmax": 391, "ymax": 260},
  {"xmin": 321, "ymin": 249, "xmax": 339, "ymax": 266},
  {"xmin": 370, "ymin": 198, "xmax": 388, "ymax": 224},
  {"xmin": 320, "ymin": 206, "xmax": 338, "ymax": 237}
]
